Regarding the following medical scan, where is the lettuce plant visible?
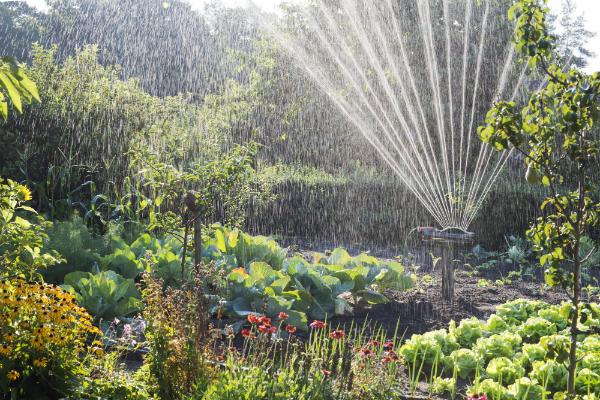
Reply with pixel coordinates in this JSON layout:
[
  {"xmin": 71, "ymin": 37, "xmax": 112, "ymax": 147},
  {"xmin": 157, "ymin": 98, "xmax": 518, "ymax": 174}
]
[
  {"xmin": 529, "ymin": 360, "xmax": 567, "ymax": 392},
  {"xmin": 451, "ymin": 317, "xmax": 484, "ymax": 347},
  {"xmin": 575, "ymin": 368, "xmax": 600, "ymax": 395},
  {"xmin": 449, "ymin": 348, "xmax": 482, "ymax": 379},
  {"xmin": 496, "ymin": 299, "xmax": 546, "ymax": 325},
  {"xmin": 507, "ymin": 377, "xmax": 544, "ymax": 400},
  {"xmin": 517, "ymin": 317, "xmax": 557, "ymax": 343},
  {"xmin": 400, "ymin": 329, "xmax": 459, "ymax": 367},
  {"xmin": 475, "ymin": 332, "xmax": 522, "ymax": 362},
  {"xmin": 486, "ymin": 357, "xmax": 525, "ymax": 385},
  {"xmin": 470, "ymin": 379, "xmax": 511, "ymax": 400}
]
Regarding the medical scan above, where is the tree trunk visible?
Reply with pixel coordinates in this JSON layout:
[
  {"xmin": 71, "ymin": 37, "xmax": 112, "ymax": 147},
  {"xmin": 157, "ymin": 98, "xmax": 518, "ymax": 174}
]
[
  {"xmin": 193, "ymin": 215, "xmax": 202, "ymax": 269},
  {"xmin": 441, "ymin": 244, "xmax": 454, "ymax": 305},
  {"xmin": 567, "ymin": 173, "xmax": 585, "ymax": 395}
]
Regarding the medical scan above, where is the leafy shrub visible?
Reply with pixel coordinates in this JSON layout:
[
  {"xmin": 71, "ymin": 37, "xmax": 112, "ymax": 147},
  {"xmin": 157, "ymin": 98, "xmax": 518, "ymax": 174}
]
[
  {"xmin": 70, "ymin": 351, "xmax": 152, "ymax": 400},
  {"xmin": 206, "ymin": 226, "xmax": 414, "ymax": 328},
  {"xmin": 42, "ymin": 215, "xmax": 111, "ymax": 283},
  {"xmin": 0, "ymin": 279, "xmax": 100, "ymax": 398},
  {"xmin": 62, "ymin": 270, "xmax": 142, "ymax": 321},
  {"xmin": 142, "ymin": 272, "xmax": 215, "ymax": 399},
  {"xmin": 0, "ymin": 178, "xmax": 62, "ymax": 279},
  {"xmin": 203, "ymin": 224, "xmax": 287, "ymax": 269}
]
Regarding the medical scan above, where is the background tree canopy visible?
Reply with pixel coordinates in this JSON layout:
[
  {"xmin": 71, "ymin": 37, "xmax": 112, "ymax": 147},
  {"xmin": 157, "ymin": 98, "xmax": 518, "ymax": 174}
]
[{"xmin": 0, "ymin": 0, "xmax": 595, "ymax": 248}]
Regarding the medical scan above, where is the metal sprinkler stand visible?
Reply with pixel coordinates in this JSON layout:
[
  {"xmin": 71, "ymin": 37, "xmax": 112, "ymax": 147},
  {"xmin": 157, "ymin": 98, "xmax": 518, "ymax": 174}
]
[{"xmin": 417, "ymin": 227, "xmax": 475, "ymax": 306}]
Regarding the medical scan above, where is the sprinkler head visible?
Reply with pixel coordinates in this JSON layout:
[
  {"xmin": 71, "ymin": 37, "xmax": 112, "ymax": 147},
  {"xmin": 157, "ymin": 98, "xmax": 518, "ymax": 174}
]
[{"xmin": 417, "ymin": 226, "xmax": 475, "ymax": 244}]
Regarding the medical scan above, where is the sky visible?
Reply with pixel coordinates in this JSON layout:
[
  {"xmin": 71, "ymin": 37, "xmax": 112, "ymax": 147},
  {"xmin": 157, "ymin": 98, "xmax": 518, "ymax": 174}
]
[{"xmin": 18, "ymin": 0, "xmax": 600, "ymax": 72}]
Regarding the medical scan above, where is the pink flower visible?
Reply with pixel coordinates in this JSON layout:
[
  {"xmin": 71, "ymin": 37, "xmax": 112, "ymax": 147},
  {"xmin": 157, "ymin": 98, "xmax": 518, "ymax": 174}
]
[
  {"xmin": 468, "ymin": 395, "xmax": 487, "ymax": 400},
  {"xmin": 310, "ymin": 320, "xmax": 326, "ymax": 329},
  {"xmin": 329, "ymin": 330, "xmax": 345, "ymax": 340}
]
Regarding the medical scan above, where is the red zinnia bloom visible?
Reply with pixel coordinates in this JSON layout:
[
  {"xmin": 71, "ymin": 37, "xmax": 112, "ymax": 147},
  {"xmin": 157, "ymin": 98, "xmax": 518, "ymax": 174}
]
[
  {"xmin": 383, "ymin": 341, "xmax": 394, "ymax": 350},
  {"xmin": 258, "ymin": 324, "xmax": 277, "ymax": 334},
  {"xmin": 382, "ymin": 350, "xmax": 399, "ymax": 363},
  {"xmin": 259, "ymin": 316, "xmax": 272, "ymax": 325},
  {"xmin": 359, "ymin": 347, "xmax": 373, "ymax": 357},
  {"xmin": 321, "ymin": 369, "xmax": 331, "ymax": 377},
  {"xmin": 310, "ymin": 320, "xmax": 326, "ymax": 329},
  {"xmin": 285, "ymin": 325, "xmax": 297, "ymax": 334},
  {"xmin": 241, "ymin": 328, "xmax": 253, "ymax": 338},
  {"xmin": 329, "ymin": 330, "xmax": 345, "ymax": 340},
  {"xmin": 278, "ymin": 312, "xmax": 289, "ymax": 320},
  {"xmin": 247, "ymin": 314, "xmax": 260, "ymax": 325}
]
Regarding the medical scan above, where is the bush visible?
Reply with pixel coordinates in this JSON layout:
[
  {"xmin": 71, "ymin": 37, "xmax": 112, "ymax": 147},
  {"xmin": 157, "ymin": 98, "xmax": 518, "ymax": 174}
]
[
  {"xmin": 62, "ymin": 270, "xmax": 143, "ymax": 321},
  {"xmin": 42, "ymin": 215, "xmax": 113, "ymax": 283},
  {"xmin": 141, "ymin": 271, "xmax": 215, "ymax": 399},
  {"xmin": 0, "ymin": 178, "xmax": 61, "ymax": 279},
  {"xmin": 0, "ymin": 279, "xmax": 100, "ymax": 398}
]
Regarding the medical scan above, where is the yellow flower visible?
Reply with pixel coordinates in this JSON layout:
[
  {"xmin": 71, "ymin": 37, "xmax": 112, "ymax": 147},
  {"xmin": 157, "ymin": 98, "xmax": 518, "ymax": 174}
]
[
  {"xmin": 3, "ymin": 332, "xmax": 14, "ymax": 341},
  {"xmin": 18, "ymin": 186, "xmax": 32, "ymax": 202},
  {"xmin": 0, "ymin": 344, "xmax": 12, "ymax": 355},
  {"xmin": 33, "ymin": 358, "xmax": 48, "ymax": 368},
  {"xmin": 6, "ymin": 370, "xmax": 19, "ymax": 381}
]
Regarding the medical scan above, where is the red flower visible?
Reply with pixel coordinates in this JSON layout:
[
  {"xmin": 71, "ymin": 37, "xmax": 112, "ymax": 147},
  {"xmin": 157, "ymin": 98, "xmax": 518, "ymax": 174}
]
[
  {"xmin": 258, "ymin": 324, "xmax": 277, "ymax": 334},
  {"xmin": 310, "ymin": 320, "xmax": 326, "ymax": 329},
  {"xmin": 382, "ymin": 350, "xmax": 399, "ymax": 363},
  {"xmin": 369, "ymin": 340, "xmax": 380, "ymax": 347},
  {"xmin": 321, "ymin": 369, "xmax": 331, "ymax": 377},
  {"xmin": 241, "ymin": 328, "xmax": 254, "ymax": 338},
  {"xmin": 278, "ymin": 312, "xmax": 289, "ymax": 320},
  {"xmin": 329, "ymin": 330, "xmax": 345, "ymax": 340},
  {"xmin": 359, "ymin": 347, "xmax": 373, "ymax": 357},
  {"xmin": 259, "ymin": 316, "xmax": 272, "ymax": 325},
  {"xmin": 285, "ymin": 325, "xmax": 297, "ymax": 334},
  {"xmin": 247, "ymin": 314, "xmax": 260, "ymax": 325},
  {"xmin": 383, "ymin": 341, "xmax": 394, "ymax": 350},
  {"xmin": 468, "ymin": 395, "xmax": 487, "ymax": 400}
]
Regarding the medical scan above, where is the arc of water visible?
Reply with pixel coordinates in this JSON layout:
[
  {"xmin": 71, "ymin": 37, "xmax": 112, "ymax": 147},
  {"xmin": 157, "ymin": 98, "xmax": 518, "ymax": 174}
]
[
  {"xmin": 416, "ymin": 0, "xmax": 454, "ymax": 226},
  {"xmin": 382, "ymin": 0, "xmax": 452, "ymax": 223},
  {"xmin": 442, "ymin": 0, "xmax": 457, "ymax": 225},
  {"xmin": 266, "ymin": 0, "xmax": 529, "ymax": 231},
  {"xmin": 300, "ymin": 4, "xmax": 451, "ymax": 225},
  {"xmin": 457, "ymin": 0, "xmax": 473, "ymax": 223},
  {"xmin": 340, "ymin": 0, "xmax": 454, "ymax": 226}
]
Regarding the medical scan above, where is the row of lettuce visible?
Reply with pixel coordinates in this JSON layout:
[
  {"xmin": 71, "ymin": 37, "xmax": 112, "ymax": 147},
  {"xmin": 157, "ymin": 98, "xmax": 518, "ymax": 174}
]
[
  {"xmin": 399, "ymin": 299, "xmax": 600, "ymax": 399},
  {"xmin": 44, "ymin": 218, "xmax": 415, "ymax": 330}
]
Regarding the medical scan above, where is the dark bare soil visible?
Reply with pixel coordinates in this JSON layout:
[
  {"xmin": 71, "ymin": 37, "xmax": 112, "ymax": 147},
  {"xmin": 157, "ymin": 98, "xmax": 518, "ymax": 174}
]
[{"xmin": 332, "ymin": 267, "xmax": 570, "ymax": 338}]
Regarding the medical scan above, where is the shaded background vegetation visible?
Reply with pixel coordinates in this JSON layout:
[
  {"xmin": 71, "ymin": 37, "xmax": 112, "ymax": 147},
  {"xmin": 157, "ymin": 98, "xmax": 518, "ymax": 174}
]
[{"xmin": 0, "ymin": 0, "xmax": 595, "ymax": 250}]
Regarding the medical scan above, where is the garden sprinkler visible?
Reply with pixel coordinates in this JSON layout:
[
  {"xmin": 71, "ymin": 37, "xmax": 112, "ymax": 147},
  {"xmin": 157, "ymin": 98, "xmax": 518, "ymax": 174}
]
[{"xmin": 416, "ymin": 226, "xmax": 475, "ymax": 306}]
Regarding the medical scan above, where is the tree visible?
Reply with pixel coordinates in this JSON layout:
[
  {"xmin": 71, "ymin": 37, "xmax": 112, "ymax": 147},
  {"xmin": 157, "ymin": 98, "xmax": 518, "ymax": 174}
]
[
  {"xmin": 551, "ymin": 0, "xmax": 596, "ymax": 68},
  {"xmin": 478, "ymin": 0, "xmax": 600, "ymax": 394},
  {"xmin": 0, "ymin": 56, "xmax": 39, "ymax": 121}
]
